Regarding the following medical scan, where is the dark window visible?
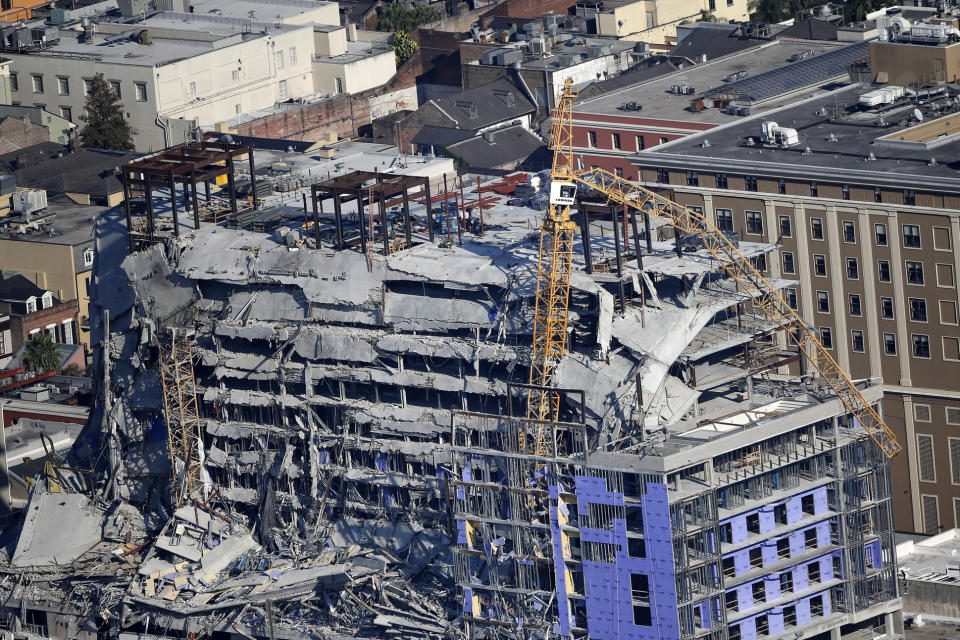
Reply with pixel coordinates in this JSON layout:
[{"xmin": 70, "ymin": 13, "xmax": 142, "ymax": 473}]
[
  {"xmin": 625, "ymin": 507, "xmax": 644, "ymax": 532},
  {"xmin": 883, "ymin": 332, "xmax": 896, "ymax": 355},
  {"xmin": 849, "ymin": 294, "xmax": 861, "ymax": 317},
  {"xmin": 814, "ymin": 255, "xmax": 826, "ymax": 276},
  {"xmin": 904, "ymin": 189, "xmax": 916, "ymax": 206},
  {"xmin": 842, "ymin": 184, "xmax": 850, "ymax": 200},
  {"xmin": 810, "ymin": 218, "xmax": 823, "ymax": 240},
  {"xmin": 633, "ymin": 605, "xmax": 652, "ymax": 626},
  {"xmin": 779, "ymin": 215, "xmax": 791, "ymax": 237},
  {"xmin": 810, "ymin": 594, "xmax": 825, "ymax": 617},
  {"xmin": 615, "ymin": 167, "xmax": 624, "ymax": 178},
  {"xmin": 656, "ymin": 168, "xmax": 669, "ymax": 183},
  {"xmin": 725, "ymin": 590, "xmax": 738, "ymax": 612},
  {"xmin": 784, "ymin": 605, "xmax": 797, "ymax": 626},
  {"xmin": 810, "ymin": 181, "xmax": 818, "ymax": 197},
  {"xmin": 746, "ymin": 513, "xmax": 760, "ymax": 534},
  {"xmin": 842, "ymin": 220, "xmax": 856, "ymax": 243},
  {"xmin": 906, "ymin": 261, "xmax": 924, "ymax": 285},
  {"xmin": 776, "ymin": 537, "xmax": 790, "ymax": 558},
  {"xmin": 716, "ymin": 209, "xmax": 733, "ymax": 231},
  {"xmin": 852, "ymin": 330, "xmax": 864, "ymax": 352},
  {"xmin": 778, "ymin": 178, "xmax": 786, "ymax": 194},
  {"xmin": 782, "ymin": 252, "xmax": 795, "ymax": 274},
  {"xmin": 785, "ymin": 288, "xmax": 798, "ymax": 309},
  {"xmin": 808, "ymin": 561, "xmax": 821, "ymax": 583},
  {"xmin": 659, "ymin": 136, "xmax": 668, "ymax": 145},
  {"xmin": 804, "ymin": 528, "xmax": 818, "ymax": 550},
  {"xmin": 751, "ymin": 580, "xmax": 766, "ymax": 602},
  {"xmin": 913, "ymin": 334, "xmax": 930, "ymax": 358},
  {"xmin": 636, "ymin": 135, "xmax": 645, "ymax": 151},
  {"xmin": 588, "ymin": 131, "xmax": 597, "ymax": 147},
  {"xmin": 746, "ymin": 211, "xmax": 763, "ymax": 234},
  {"xmin": 630, "ymin": 573, "xmax": 649, "ymax": 600},
  {"xmin": 878, "ymin": 260, "xmax": 891, "ymax": 282},
  {"xmin": 755, "ymin": 614, "xmax": 769, "ymax": 637},
  {"xmin": 628, "ymin": 537, "xmax": 647, "ymax": 558},
  {"xmin": 903, "ymin": 224, "xmax": 921, "ymax": 248},
  {"xmin": 612, "ymin": 133, "xmax": 621, "ymax": 150},
  {"xmin": 910, "ymin": 298, "xmax": 928, "ymax": 322},
  {"xmin": 846, "ymin": 257, "xmax": 859, "ymax": 279},
  {"xmin": 821, "ymin": 327, "xmax": 833, "ymax": 349},
  {"xmin": 9, "ymin": 73, "xmax": 16, "ymax": 92},
  {"xmin": 817, "ymin": 291, "xmax": 829, "ymax": 313},
  {"xmin": 715, "ymin": 173, "xmax": 727, "ymax": 189},
  {"xmin": 745, "ymin": 176, "xmax": 758, "ymax": 191},
  {"xmin": 730, "ymin": 623, "xmax": 742, "ymax": 640},
  {"xmin": 749, "ymin": 547, "xmax": 763, "ymax": 568},
  {"xmin": 774, "ymin": 503, "xmax": 787, "ymax": 525},
  {"xmin": 686, "ymin": 170, "xmax": 699, "ymax": 187},
  {"xmin": 875, "ymin": 223, "xmax": 887, "ymax": 245},
  {"xmin": 780, "ymin": 572, "xmax": 793, "ymax": 593},
  {"xmin": 752, "ymin": 254, "xmax": 767, "ymax": 272},
  {"xmin": 719, "ymin": 522, "xmax": 733, "ymax": 543},
  {"xmin": 881, "ymin": 297, "xmax": 894, "ymax": 319}
]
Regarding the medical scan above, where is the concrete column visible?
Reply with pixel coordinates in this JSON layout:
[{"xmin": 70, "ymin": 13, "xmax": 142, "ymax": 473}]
[
  {"xmin": 858, "ymin": 208, "xmax": 882, "ymax": 380},
  {"xmin": 793, "ymin": 203, "xmax": 814, "ymax": 330},
  {"xmin": 888, "ymin": 211, "xmax": 912, "ymax": 386},
  {"xmin": 824, "ymin": 204, "xmax": 851, "ymax": 374},
  {"xmin": 901, "ymin": 395, "xmax": 923, "ymax": 531}
]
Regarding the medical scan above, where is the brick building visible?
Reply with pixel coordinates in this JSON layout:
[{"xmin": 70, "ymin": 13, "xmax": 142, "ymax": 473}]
[
  {"xmin": 623, "ymin": 80, "xmax": 960, "ymax": 535},
  {"xmin": 0, "ymin": 114, "xmax": 51, "ymax": 154},
  {"xmin": 0, "ymin": 275, "xmax": 79, "ymax": 354}
]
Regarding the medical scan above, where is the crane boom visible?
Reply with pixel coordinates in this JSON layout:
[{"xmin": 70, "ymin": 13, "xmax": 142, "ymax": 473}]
[{"xmin": 526, "ymin": 78, "xmax": 902, "ymax": 459}]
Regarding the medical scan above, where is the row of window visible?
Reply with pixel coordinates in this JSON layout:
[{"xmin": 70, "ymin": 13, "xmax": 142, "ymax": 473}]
[
  {"xmin": 913, "ymin": 403, "xmax": 960, "ymax": 425},
  {"xmin": 27, "ymin": 319, "xmax": 75, "ymax": 345},
  {"xmin": 586, "ymin": 130, "xmax": 669, "ymax": 150},
  {"xmin": 786, "ymin": 253, "xmax": 949, "ymax": 289},
  {"xmin": 804, "ymin": 324, "xmax": 954, "ymax": 359},
  {"xmin": 729, "ymin": 593, "xmax": 828, "ymax": 640},
  {"xmin": 11, "ymin": 73, "xmax": 149, "ymax": 102},
  {"xmin": 919, "ymin": 494, "xmax": 960, "ymax": 535},
  {"xmin": 664, "ymin": 169, "xmax": 919, "ymax": 205},
  {"xmin": 812, "ymin": 291, "xmax": 939, "ymax": 324},
  {"xmin": 916, "ymin": 435, "xmax": 960, "ymax": 485},
  {"xmin": 725, "ymin": 560, "xmax": 832, "ymax": 615},
  {"xmin": 717, "ymin": 210, "xmax": 939, "ymax": 250}
]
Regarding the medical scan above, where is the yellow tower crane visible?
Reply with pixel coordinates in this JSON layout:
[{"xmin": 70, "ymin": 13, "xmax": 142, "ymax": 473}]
[{"xmin": 525, "ymin": 78, "xmax": 902, "ymax": 460}]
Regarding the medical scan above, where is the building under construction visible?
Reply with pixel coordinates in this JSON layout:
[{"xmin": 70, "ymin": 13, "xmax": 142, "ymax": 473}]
[{"xmin": 0, "ymin": 130, "xmax": 904, "ymax": 640}]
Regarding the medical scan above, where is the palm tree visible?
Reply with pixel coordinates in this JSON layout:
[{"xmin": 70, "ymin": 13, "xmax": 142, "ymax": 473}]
[{"xmin": 22, "ymin": 333, "xmax": 61, "ymax": 373}]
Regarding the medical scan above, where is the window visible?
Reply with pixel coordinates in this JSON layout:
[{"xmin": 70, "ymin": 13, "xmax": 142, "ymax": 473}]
[
  {"xmin": 630, "ymin": 573, "xmax": 649, "ymax": 600},
  {"xmin": 746, "ymin": 211, "xmax": 763, "ymax": 235},
  {"xmin": 778, "ymin": 178, "xmax": 786, "ymax": 195},
  {"xmin": 810, "ymin": 595, "xmax": 825, "ymax": 618},
  {"xmin": 903, "ymin": 224, "xmax": 921, "ymax": 248},
  {"xmin": 814, "ymin": 254, "xmax": 826, "ymax": 276},
  {"xmin": 779, "ymin": 215, "xmax": 791, "ymax": 237},
  {"xmin": 782, "ymin": 252, "xmax": 795, "ymax": 274},
  {"xmin": 878, "ymin": 260, "xmax": 891, "ymax": 283},
  {"xmin": 656, "ymin": 168, "xmax": 669, "ymax": 183},
  {"xmin": 233, "ymin": 69, "xmax": 240, "ymax": 82},
  {"xmin": 752, "ymin": 254, "xmax": 767, "ymax": 272},
  {"xmin": 808, "ymin": 562, "xmax": 821, "ymax": 583},
  {"xmin": 279, "ymin": 79, "xmax": 287, "ymax": 100},
  {"xmin": 784, "ymin": 605, "xmax": 797, "ymax": 627},
  {"xmin": 588, "ymin": 131, "xmax": 597, "ymax": 147},
  {"xmin": 875, "ymin": 186, "xmax": 883, "ymax": 203},
  {"xmin": 846, "ymin": 257, "xmax": 859, "ymax": 279},
  {"xmin": 934, "ymin": 226, "xmax": 952, "ymax": 251},
  {"xmin": 135, "ymin": 82, "xmax": 147, "ymax": 102},
  {"xmin": 59, "ymin": 106, "xmax": 71, "ymax": 121},
  {"xmin": 334, "ymin": 77, "xmax": 343, "ymax": 95},
  {"xmin": 636, "ymin": 135, "xmax": 645, "ymax": 151},
  {"xmin": 188, "ymin": 81, "xmax": 197, "ymax": 96},
  {"xmin": 945, "ymin": 337, "xmax": 960, "ymax": 361},
  {"xmin": 875, "ymin": 223, "xmax": 888, "ymax": 246},
  {"xmin": 820, "ymin": 327, "xmax": 833, "ymax": 348},
  {"xmin": 942, "ymin": 300, "xmax": 958, "ymax": 325},
  {"xmin": 904, "ymin": 189, "xmax": 916, "ymax": 206},
  {"xmin": 628, "ymin": 537, "xmax": 646, "ymax": 558},
  {"xmin": 606, "ymin": 132, "xmax": 620, "ymax": 150},
  {"xmin": 715, "ymin": 173, "xmax": 727, "ymax": 189},
  {"xmin": 906, "ymin": 261, "xmax": 925, "ymax": 285},
  {"xmin": 956, "ymin": 498, "xmax": 960, "ymax": 529},
  {"xmin": 755, "ymin": 615, "xmax": 769, "ymax": 636},
  {"xmin": 25, "ymin": 298, "xmax": 37, "ymax": 314},
  {"xmin": 803, "ymin": 528, "xmax": 818, "ymax": 550},
  {"xmin": 810, "ymin": 217, "xmax": 823, "ymax": 240},
  {"xmin": 947, "ymin": 407, "xmax": 960, "ymax": 426},
  {"xmin": 913, "ymin": 334, "xmax": 931, "ymax": 358},
  {"xmin": 883, "ymin": 333, "xmax": 896, "ymax": 355},
  {"xmin": 9, "ymin": 73, "xmax": 16, "ymax": 92},
  {"xmin": 842, "ymin": 220, "xmax": 856, "ymax": 243},
  {"xmin": 881, "ymin": 297, "xmax": 894, "ymax": 319},
  {"xmin": 910, "ymin": 298, "xmax": 927, "ymax": 322},
  {"xmin": 615, "ymin": 167, "xmax": 624, "ymax": 178},
  {"xmin": 922, "ymin": 494, "xmax": 940, "ymax": 534},
  {"xmin": 659, "ymin": 136, "xmax": 668, "ymax": 145},
  {"xmin": 749, "ymin": 547, "xmax": 763, "ymax": 568},
  {"xmin": 275, "ymin": 50, "xmax": 285, "ymax": 68},
  {"xmin": 686, "ymin": 170, "xmax": 698, "ymax": 187},
  {"xmin": 951, "ymin": 438, "xmax": 960, "ymax": 485},
  {"xmin": 849, "ymin": 294, "xmax": 861, "ymax": 317},
  {"xmin": 751, "ymin": 580, "xmax": 766, "ymax": 603},
  {"xmin": 776, "ymin": 538, "xmax": 790, "ymax": 559},
  {"xmin": 779, "ymin": 572, "xmax": 793, "ymax": 594},
  {"xmin": 937, "ymin": 264, "xmax": 955, "ymax": 288},
  {"xmin": 62, "ymin": 319, "xmax": 73, "ymax": 345},
  {"xmin": 633, "ymin": 605, "xmax": 652, "ymax": 626},
  {"xmin": 842, "ymin": 184, "xmax": 850, "ymax": 200},
  {"xmin": 110, "ymin": 80, "xmax": 121, "ymax": 97},
  {"xmin": 817, "ymin": 291, "xmax": 829, "ymax": 313},
  {"xmin": 41, "ymin": 291, "xmax": 52, "ymax": 309},
  {"xmin": 810, "ymin": 181, "xmax": 818, "ymax": 197},
  {"xmin": 716, "ymin": 209, "xmax": 733, "ymax": 232},
  {"xmin": 288, "ymin": 46, "xmax": 297, "ymax": 65},
  {"xmin": 83, "ymin": 78, "xmax": 93, "ymax": 95},
  {"xmin": 31, "ymin": 74, "xmax": 43, "ymax": 93},
  {"xmin": 918, "ymin": 434, "xmax": 935, "ymax": 482},
  {"xmin": 83, "ymin": 248, "xmax": 95, "ymax": 267},
  {"xmin": 745, "ymin": 176, "xmax": 758, "ymax": 192},
  {"xmin": 785, "ymin": 288, "xmax": 798, "ymax": 309},
  {"xmin": 56, "ymin": 76, "xmax": 68, "ymax": 95},
  {"xmin": 851, "ymin": 329, "xmax": 864, "ymax": 352}
]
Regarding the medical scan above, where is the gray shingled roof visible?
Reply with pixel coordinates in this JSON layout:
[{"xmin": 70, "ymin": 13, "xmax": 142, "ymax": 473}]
[
  {"xmin": 431, "ymin": 78, "xmax": 536, "ymax": 131},
  {"xmin": 445, "ymin": 125, "xmax": 548, "ymax": 170}
]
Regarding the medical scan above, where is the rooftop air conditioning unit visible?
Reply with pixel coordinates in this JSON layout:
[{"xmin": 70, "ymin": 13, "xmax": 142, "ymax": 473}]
[{"xmin": 12, "ymin": 188, "xmax": 47, "ymax": 214}]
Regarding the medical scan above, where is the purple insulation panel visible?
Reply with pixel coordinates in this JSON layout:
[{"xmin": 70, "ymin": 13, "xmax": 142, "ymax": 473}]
[
  {"xmin": 731, "ymin": 517, "xmax": 749, "ymax": 544},
  {"xmin": 768, "ymin": 610, "xmax": 785, "ymax": 635},
  {"xmin": 741, "ymin": 617, "xmax": 757, "ymax": 640},
  {"xmin": 576, "ymin": 477, "xmax": 679, "ymax": 640},
  {"xmin": 761, "ymin": 541, "xmax": 778, "ymax": 567},
  {"xmin": 732, "ymin": 548, "xmax": 750, "ymax": 576},
  {"xmin": 764, "ymin": 574, "xmax": 781, "ymax": 601},
  {"xmin": 463, "ymin": 588, "xmax": 473, "ymax": 613},
  {"xmin": 793, "ymin": 564, "xmax": 809, "ymax": 592},
  {"xmin": 549, "ymin": 484, "xmax": 573, "ymax": 636},
  {"xmin": 736, "ymin": 584, "xmax": 752, "ymax": 611},
  {"xmin": 786, "ymin": 497, "xmax": 803, "ymax": 524},
  {"xmin": 813, "ymin": 487, "xmax": 828, "ymax": 514},
  {"xmin": 456, "ymin": 521, "xmax": 468, "ymax": 545},
  {"xmin": 758, "ymin": 508, "xmax": 776, "ymax": 534},
  {"xmin": 698, "ymin": 602, "xmax": 711, "ymax": 629},
  {"xmin": 796, "ymin": 597, "xmax": 811, "ymax": 625}
]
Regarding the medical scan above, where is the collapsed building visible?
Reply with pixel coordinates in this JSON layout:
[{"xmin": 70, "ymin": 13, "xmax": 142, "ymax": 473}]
[{"xmin": 0, "ymin": 138, "xmax": 904, "ymax": 640}]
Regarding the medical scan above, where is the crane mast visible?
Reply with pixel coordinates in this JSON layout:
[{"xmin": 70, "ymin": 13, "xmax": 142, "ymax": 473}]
[{"xmin": 525, "ymin": 78, "xmax": 902, "ymax": 459}]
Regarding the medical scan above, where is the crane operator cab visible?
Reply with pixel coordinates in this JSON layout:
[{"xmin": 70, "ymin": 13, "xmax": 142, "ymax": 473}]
[{"xmin": 549, "ymin": 181, "xmax": 577, "ymax": 206}]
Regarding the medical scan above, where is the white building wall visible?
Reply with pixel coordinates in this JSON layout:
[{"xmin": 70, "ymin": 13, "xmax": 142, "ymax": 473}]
[{"xmin": 311, "ymin": 49, "xmax": 396, "ymax": 96}]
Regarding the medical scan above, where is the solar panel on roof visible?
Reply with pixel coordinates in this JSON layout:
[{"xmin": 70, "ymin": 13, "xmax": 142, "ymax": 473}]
[{"xmin": 704, "ymin": 41, "xmax": 870, "ymax": 103}]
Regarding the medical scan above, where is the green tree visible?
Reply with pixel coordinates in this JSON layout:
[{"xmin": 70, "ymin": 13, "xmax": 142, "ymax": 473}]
[
  {"xmin": 22, "ymin": 333, "xmax": 61, "ymax": 373},
  {"xmin": 376, "ymin": 2, "xmax": 439, "ymax": 31},
  {"xmin": 78, "ymin": 73, "xmax": 134, "ymax": 151},
  {"xmin": 391, "ymin": 30, "xmax": 418, "ymax": 66}
]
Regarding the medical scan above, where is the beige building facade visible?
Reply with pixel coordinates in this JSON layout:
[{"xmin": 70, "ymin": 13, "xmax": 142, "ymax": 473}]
[{"xmin": 596, "ymin": 0, "xmax": 751, "ymax": 43}]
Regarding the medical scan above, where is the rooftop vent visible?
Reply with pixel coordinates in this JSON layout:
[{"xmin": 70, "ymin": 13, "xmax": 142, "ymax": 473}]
[{"xmin": 867, "ymin": 152, "xmax": 876, "ymax": 161}]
